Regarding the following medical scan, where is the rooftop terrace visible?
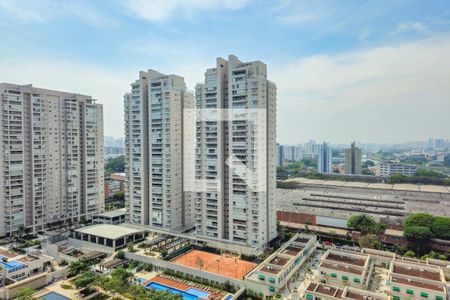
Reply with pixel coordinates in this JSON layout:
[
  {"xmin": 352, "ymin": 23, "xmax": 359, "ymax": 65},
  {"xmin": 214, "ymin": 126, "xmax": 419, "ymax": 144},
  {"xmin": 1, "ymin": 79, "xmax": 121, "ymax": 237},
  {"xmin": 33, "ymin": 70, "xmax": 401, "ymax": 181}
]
[
  {"xmin": 269, "ymin": 256, "xmax": 289, "ymax": 267},
  {"xmin": 326, "ymin": 253, "xmax": 366, "ymax": 267},
  {"xmin": 307, "ymin": 283, "xmax": 343, "ymax": 299},
  {"xmin": 391, "ymin": 275, "xmax": 444, "ymax": 292},
  {"xmin": 281, "ymin": 246, "xmax": 303, "ymax": 256},
  {"xmin": 320, "ymin": 262, "xmax": 363, "ymax": 275},
  {"xmin": 393, "ymin": 264, "xmax": 441, "ymax": 281},
  {"xmin": 344, "ymin": 289, "xmax": 388, "ymax": 300}
]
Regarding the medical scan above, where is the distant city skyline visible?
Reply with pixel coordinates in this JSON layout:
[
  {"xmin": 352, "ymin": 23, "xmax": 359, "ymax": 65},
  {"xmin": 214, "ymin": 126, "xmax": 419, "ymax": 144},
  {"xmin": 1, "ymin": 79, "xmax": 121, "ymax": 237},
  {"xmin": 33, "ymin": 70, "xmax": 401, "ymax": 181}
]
[{"xmin": 1, "ymin": 1, "xmax": 450, "ymax": 143}]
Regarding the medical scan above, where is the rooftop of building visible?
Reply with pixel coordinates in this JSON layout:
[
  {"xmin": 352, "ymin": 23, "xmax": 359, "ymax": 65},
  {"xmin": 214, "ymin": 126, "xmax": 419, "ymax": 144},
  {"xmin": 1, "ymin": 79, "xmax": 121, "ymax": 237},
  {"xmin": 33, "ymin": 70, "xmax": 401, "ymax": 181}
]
[
  {"xmin": 246, "ymin": 233, "xmax": 316, "ymax": 280},
  {"xmin": 74, "ymin": 224, "xmax": 144, "ymax": 240},
  {"xmin": 281, "ymin": 245, "xmax": 303, "ymax": 256},
  {"xmin": 320, "ymin": 262, "xmax": 364, "ymax": 275},
  {"xmin": 361, "ymin": 248, "xmax": 396, "ymax": 258},
  {"xmin": 391, "ymin": 275, "xmax": 444, "ymax": 292},
  {"xmin": 269, "ymin": 256, "xmax": 289, "ymax": 267},
  {"xmin": 94, "ymin": 208, "xmax": 127, "ymax": 219},
  {"xmin": 285, "ymin": 178, "xmax": 450, "ymax": 193},
  {"xmin": 326, "ymin": 253, "xmax": 366, "ymax": 267},
  {"xmin": 260, "ymin": 265, "xmax": 281, "ymax": 274},
  {"xmin": 110, "ymin": 173, "xmax": 126, "ymax": 180},
  {"xmin": 343, "ymin": 287, "xmax": 389, "ymax": 300},
  {"xmin": 0, "ymin": 82, "xmax": 95, "ymax": 101},
  {"xmin": 307, "ymin": 282, "xmax": 344, "ymax": 298},
  {"xmin": 427, "ymin": 258, "xmax": 449, "ymax": 268},
  {"xmin": 392, "ymin": 262, "xmax": 442, "ymax": 281}
]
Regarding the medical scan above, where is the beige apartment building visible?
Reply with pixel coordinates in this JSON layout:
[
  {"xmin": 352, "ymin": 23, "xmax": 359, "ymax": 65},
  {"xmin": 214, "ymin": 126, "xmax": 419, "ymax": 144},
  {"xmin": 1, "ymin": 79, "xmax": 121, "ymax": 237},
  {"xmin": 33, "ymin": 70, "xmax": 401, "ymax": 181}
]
[
  {"xmin": 124, "ymin": 70, "xmax": 194, "ymax": 230},
  {"xmin": 0, "ymin": 83, "xmax": 104, "ymax": 237},
  {"xmin": 194, "ymin": 55, "xmax": 277, "ymax": 249}
]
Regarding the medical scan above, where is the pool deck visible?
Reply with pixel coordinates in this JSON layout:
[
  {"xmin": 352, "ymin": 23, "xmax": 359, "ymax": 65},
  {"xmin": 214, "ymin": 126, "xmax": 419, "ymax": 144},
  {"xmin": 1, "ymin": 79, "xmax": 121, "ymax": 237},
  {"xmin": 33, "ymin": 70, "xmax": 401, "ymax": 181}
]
[
  {"xmin": 148, "ymin": 275, "xmax": 226, "ymax": 300},
  {"xmin": 33, "ymin": 280, "xmax": 77, "ymax": 300}
]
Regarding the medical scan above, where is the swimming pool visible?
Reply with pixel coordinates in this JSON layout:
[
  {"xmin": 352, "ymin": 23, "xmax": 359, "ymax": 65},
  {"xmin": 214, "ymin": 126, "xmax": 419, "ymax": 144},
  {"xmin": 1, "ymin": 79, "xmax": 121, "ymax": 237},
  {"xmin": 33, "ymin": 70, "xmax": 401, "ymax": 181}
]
[
  {"xmin": 146, "ymin": 281, "xmax": 209, "ymax": 300},
  {"xmin": 135, "ymin": 277, "xmax": 146, "ymax": 284},
  {"xmin": 0, "ymin": 255, "xmax": 27, "ymax": 272},
  {"xmin": 38, "ymin": 292, "xmax": 71, "ymax": 300}
]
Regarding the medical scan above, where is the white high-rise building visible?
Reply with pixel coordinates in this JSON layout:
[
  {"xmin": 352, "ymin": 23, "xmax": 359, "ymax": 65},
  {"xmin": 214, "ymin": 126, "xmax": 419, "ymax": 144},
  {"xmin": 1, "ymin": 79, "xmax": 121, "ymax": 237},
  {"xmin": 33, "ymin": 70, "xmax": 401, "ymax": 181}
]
[
  {"xmin": 0, "ymin": 83, "xmax": 104, "ymax": 237},
  {"xmin": 124, "ymin": 70, "xmax": 194, "ymax": 231},
  {"xmin": 317, "ymin": 142, "xmax": 332, "ymax": 173},
  {"xmin": 194, "ymin": 55, "xmax": 277, "ymax": 249}
]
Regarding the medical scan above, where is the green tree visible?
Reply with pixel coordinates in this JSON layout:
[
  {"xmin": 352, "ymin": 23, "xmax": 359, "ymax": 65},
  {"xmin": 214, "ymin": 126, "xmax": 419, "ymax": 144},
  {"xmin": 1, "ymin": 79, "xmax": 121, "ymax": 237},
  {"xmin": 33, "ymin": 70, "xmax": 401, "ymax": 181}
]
[
  {"xmin": 404, "ymin": 225, "xmax": 433, "ymax": 241},
  {"xmin": 68, "ymin": 260, "xmax": 89, "ymax": 276},
  {"xmin": 404, "ymin": 213, "xmax": 435, "ymax": 228},
  {"xmin": 414, "ymin": 169, "xmax": 445, "ymax": 178},
  {"xmin": 404, "ymin": 250, "xmax": 415, "ymax": 258},
  {"xmin": 358, "ymin": 235, "xmax": 381, "ymax": 250},
  {"xmin": 105, "ymin": 156, "xmax": 125, "ymax": 175},
  {"xmin": 73, "ymin": 271, "xmax": 98, "ymax": 289},
  {"xmin": 347, "ymin": 214, "xmax": 377, "ymax": 235},
  {"xmin": 388, "ymin": 173, "xmax": 409, "ymax": 184},
  {"xmin": 111, "ymin": 267, "xmax": 133, "ymax": 282},
  {"xmin": 404, "ymin": 225, "xmax": 433, "ymax": 255},
  {"xmin": 431, "ymin": 217, "xmax": 450, "ymax": 239},
  {"xmin": 115, "ymin": 250, "xmax": 125, "ymax": 259},
  {"xmin": 15, "ymin": 287, "xmax": 36, "ymax": 300},
  {"xmin": 113, "ymin": 191, "xmax": 125, "ymax": 201}
]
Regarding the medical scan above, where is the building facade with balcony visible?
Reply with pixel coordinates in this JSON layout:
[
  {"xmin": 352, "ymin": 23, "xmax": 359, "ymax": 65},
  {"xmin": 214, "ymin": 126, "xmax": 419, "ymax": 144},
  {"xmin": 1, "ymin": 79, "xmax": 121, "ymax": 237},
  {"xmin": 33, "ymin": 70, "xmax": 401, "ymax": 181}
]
[
  {"xmin": 0, "ymin": 83, "xmax": 104, "ymax": 237},
  {"xmin": 194, "ymin": 55, "xmax": 277, "ymax": 249},
  {"xmin": 124, "ymin": 70, "xmax": 194, "ymax": 231}
]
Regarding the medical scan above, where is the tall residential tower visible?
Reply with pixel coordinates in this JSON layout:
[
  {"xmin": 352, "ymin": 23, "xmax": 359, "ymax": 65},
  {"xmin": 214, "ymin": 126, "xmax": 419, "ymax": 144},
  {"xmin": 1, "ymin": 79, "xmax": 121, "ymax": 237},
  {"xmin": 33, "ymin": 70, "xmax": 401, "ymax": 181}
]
[
  {"xmin": 0, "ymin": 83, "xmax": 104, "ymax": 237},
  {"xmin": 124, "ymin": 70, "xmax": 194, "ymax": 231},
  {"xmin": 317, "ymin": 142, "xmax": 332, "ymax": 173},
  {"xmin": 194, "ymin": 55, "xmax": 277, "ymax": 249},
  {"xmin": 344, "ymin": 142, "xmax": 362, "ymax": 175}
]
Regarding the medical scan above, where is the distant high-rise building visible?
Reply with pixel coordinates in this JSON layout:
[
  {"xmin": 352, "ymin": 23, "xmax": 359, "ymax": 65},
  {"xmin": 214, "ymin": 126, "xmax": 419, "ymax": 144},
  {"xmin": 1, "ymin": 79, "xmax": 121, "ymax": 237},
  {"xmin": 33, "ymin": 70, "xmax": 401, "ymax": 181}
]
[
  {"xmin": 305, "ymin": 140, "xmax": 316, "ymax": 155},
  {"xmin": 194, "ymin": 55, "xmax": 277, "ymax": 249},
  {"xmin": 277, "ymin": 143, "xmax": 285, "ymax": 166},
  {"xmin": 124, "ymin": 70, "xmax": 194, "ymax": 230},
  {"xmin": 0, "ymin": 83, "xmax": 104, "ymax": 237},
  {"xmin": 428, "ymin": 138, "xmax": 435, "ymax": 149},
  {"xmin": 344, "ymin": 142, "xmax": 362, "ymax": 175},
  {"xmin": 435, "ymin": 138, "xmax": 445, "ymax": 150},
  {"xmin": 444, "ymin": 154, "xmax": 450, "ymax": 167},
  {"xmin": 317, "ymin": 142, "xmax": 332, "ymax": 174},
  {"xmin": 283, "ymin": 145, "xmax": 301, "ymax": 162}
]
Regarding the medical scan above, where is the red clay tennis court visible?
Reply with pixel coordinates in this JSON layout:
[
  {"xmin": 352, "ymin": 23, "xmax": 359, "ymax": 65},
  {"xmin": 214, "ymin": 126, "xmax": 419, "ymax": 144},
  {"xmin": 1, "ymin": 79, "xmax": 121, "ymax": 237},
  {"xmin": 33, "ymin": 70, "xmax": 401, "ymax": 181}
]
[{"xmin": 171, "ymin": 249, "xmax": 257, "ymax": 279}]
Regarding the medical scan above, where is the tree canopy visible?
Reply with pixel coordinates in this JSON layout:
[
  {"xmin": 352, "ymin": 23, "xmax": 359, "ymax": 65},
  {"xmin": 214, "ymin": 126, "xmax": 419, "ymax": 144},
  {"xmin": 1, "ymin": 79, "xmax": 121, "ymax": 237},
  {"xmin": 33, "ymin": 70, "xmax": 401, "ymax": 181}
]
[
  {"xmin": 347, "ymin": 214, "xmax": 382, "ymax": 235},
  {"xmin": 68, "ymin": 260, "xmax": 89, "ymax": 276},
  {"xmin": 105, "ymin": 155, "xmax": 125, "ymax": 175},
  {"xmin": 404, "ymin": 213, "xmax": 450, "ymax": 240},
  {"xmin": 15, "ymin": 287, "xmax": 36, "ymax": 300},
  {"xmin": 404, "ymin": 225, "xmax": 433, "ymax": 242}
]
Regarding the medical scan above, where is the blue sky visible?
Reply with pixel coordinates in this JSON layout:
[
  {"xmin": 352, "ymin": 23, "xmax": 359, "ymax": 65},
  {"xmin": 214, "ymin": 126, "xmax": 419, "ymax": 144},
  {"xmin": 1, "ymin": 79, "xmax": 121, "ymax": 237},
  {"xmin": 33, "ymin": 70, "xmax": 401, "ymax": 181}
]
[{"xmin": 1, "ymin": 0, "xmax": 450, "ymax": 143}]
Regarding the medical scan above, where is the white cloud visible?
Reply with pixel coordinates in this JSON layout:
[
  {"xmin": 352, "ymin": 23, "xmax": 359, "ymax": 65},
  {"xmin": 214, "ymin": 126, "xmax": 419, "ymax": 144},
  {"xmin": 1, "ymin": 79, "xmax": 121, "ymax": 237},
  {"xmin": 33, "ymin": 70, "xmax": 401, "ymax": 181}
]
[
  {"xmin": 0, "ymin": 0, "xmax": 118, "ymax": 27},
  {"xmin": 272, "ymin": 34, "xmax": 450, "ymax": 143},
  {"xmin": 121, "ymin": 0, "xmax": 250, "ymax": 21},
  {"xmin": 392, "ymin": 22, "xmax": 428, "ymax": 35},
  {"xmin": 0, "ymin": 0, "xmax": 46, "ymax": 22},
  {"xmin": 276, "ymin": 13, "xmax": 318, "ymax": 25}
]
